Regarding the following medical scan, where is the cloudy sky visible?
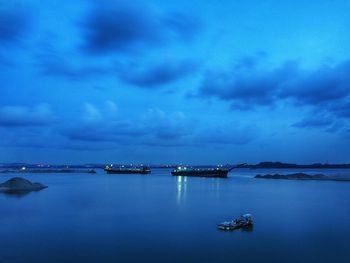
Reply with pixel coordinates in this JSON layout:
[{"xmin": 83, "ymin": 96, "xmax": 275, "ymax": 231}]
[{"xmin": 1, "ymin": 0, "xmax": 350, "ymax": 164}]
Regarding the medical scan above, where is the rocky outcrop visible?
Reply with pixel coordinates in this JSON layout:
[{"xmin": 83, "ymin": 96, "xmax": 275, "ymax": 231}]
[{"xmin": 0, "ymin": 177, "xmax": 47, "ymax": 192}]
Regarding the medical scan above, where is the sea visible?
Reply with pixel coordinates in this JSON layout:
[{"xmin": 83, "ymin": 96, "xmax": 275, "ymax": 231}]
[{"xmin": 0, "ymin": 168, "xmax": 349, "ymax": 263}]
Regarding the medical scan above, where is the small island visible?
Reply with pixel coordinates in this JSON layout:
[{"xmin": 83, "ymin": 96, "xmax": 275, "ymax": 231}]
[
  {"xmin": 255, "ymin": 173, "xmax": 350, "ymax": 181},
  {"xmin": 0, "ymin": 177, "xmax": 48, "ymax": 193}
]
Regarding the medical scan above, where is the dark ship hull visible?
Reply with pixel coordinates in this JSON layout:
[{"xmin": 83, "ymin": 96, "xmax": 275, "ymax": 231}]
[
  {"xmin": 104, "ymin": 168, "xmax": 151, "ymax": 174},
  {"xmin": 171, "ymin": 168, "xmax": 230, "ymax": 178}
]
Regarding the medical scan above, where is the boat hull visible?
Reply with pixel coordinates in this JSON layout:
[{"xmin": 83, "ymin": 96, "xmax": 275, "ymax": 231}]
[{"xmin": 171, "ymin": 170, "xmax": 229, "ymax": 178}]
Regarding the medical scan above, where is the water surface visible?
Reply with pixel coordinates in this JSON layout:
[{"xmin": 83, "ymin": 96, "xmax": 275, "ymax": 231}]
[{"xmin": 0, "ymin": 168, "xmax": 349, "ymax": 263}]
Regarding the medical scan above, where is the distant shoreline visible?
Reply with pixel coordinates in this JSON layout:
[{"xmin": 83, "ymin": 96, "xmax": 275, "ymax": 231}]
[
  {"xmin": 236, "ymin": 162, "xmax": 350, "ymax": 169},
  {"xmin": 255, "ymin": 173, "xmax": 350, "ymax": 182},
  {"xmin": 0, "ymin": 169, "xmax": 96, "ymax": 174},
  {"xmin": 2, "ymin": 161, "xmax": 350, "ymax": 170}
]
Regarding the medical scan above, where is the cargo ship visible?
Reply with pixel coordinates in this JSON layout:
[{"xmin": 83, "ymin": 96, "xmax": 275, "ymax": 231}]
[
  {"xmin": 171, "ymin": 166, "xmax": 233, "ymax": 178},
  {"xmin": 104, "ymin": 165, "xmax": 151, "ymax": 174}
]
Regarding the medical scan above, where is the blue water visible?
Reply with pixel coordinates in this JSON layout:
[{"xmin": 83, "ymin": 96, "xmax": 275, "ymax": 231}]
[{"xmin": 0, "ymin": 168, "xmax": 350, "ymax": 263}]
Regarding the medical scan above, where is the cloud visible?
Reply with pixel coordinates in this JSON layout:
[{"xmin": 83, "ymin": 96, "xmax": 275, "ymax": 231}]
[
  {"xmin": 62, "ymin": 103, "xmax": 192, "ymax": 145},
  {"xmin": 141, "ymin": 108, "xmax": 191, "ymax": 140},
  {"xmin": 61, "ymin": 102, "xmax": 256, "ymax": 150},
  {"xmin": 292, "ymin": 115, "xmax": 335, "ymax": 129},
  {"xmin": 0, "ymin": 104, "xmax": 54, "ymax": 127},
  {"xmin": 197, "ymin": 57, "xmax": 350, "ymax": 114},
  {"xmin": 81, "ymin": 0, "xmax": 200, "ymax": 54},
  {"xmin": 164, "ymin": 12, "xmax": 201, "ymax": 41},
  {"xmin": 328, "ymin": 101, "xmax": 350, "ymax": 118},
  {"xmin": 81, "ymin": 102, "xmax": 103, "ymax": 123},
  {"xmin": 0, "ymin": 102, "xmax": 256, "ymax": 151},
  {"xmin": 118, "ymin": 60, "xmax": 198, "ymax": 88},
  {"xmin": 37, "ymin": 53, "xmax": 114, "ymax": 80},
  {"xmin": 280, "ymin": 61, "xmax": 350, "ymax": 105},
  {"xmin": 80, "ymin": 101, "xmax": 118, "ymax": 123},
  {"xmin": 233, "ymin": 51, "xmax": 267, "ymax": 71},
  {"xmin": 0, "ymin": 4, "xmax": 31, "ymax": 44},
  {"xmin": 194, "ymin": 125, "xmax": 257, "ymax": 145},
  {"xmin": 64, "ymin": 120, "xmax": 143, "ymax": 142},
  {"xmin": 198, "ymin": 61, "xmax": 298, "ymax": 109}
]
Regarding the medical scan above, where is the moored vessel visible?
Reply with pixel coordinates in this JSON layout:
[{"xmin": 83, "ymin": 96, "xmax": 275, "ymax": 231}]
[
  {"xmin": 104, "ymin": 165, "xmax": 151, "ymax": 174},
  {"xmin": 171, "ymin": 166, "xmax": 232, "ymax": 178}
]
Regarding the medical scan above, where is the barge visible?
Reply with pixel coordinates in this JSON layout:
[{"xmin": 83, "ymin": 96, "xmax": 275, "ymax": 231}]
[
  {"xmin": 104, "ymin": 165, "xmax": 151, "ymax": 174},
  {"xmin": 171, "ymin": 166, "xmax": 233, "ymax": 178}
]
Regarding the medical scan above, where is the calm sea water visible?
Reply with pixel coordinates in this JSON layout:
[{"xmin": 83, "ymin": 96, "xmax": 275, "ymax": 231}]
[{"xmin": 0, "ymin": 168, "xmax": 350, "ymax": 263}]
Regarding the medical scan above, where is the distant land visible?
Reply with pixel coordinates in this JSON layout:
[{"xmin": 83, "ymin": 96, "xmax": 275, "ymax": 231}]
[
  {"xmin": 236, "ymin": 162, "xmax": 350, "ymax": 169},
  {"xmin": 0, "ymin": 163, "xmax": 176, "ymax": 169},
  {"xmin": 255, "ymin": 173, "xmax": 350, "ymax": 182},
  {"xmin": 1, "ymin": 162, "xmax": 350, "ymax": 170}
]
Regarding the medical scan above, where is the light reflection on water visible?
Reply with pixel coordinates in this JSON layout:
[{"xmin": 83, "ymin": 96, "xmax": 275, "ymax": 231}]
[{"xmin": 176, "ymin": 176, "xmax": 187, "ymax": 205}]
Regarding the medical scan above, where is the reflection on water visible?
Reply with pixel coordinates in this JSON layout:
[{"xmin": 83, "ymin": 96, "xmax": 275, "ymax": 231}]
[
  {"xmin": 176, "ymin": 176, "xmax": 187, "ymax": 204},
  {"xmin": 241, "ymin": 225, "xmax": 254, "ymax": 232},
  {"xmin": 0, "ymin": 189, "xmax": 39, "ymax": 198}
]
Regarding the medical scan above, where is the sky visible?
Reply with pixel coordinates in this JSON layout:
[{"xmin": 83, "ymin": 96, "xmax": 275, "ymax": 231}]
[{"xmin": 1, "ymin": 0, "xmax": 350, "ymax": 164}]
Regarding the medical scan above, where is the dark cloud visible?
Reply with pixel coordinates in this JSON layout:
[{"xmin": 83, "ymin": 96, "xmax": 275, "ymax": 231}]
[
  {"xmin": 37, "ymin": 54, "xmax": 114, "ymax": 80},
  {"xmin": 280, "ymin": 61, "xmax": 350, "ymax": 105},
  {"xmin": 0, "ymin": 104, "xmax": 53, "ymax": 127},
  {"xmin": 36, "ymin": 40, "xmax": 196, "ymax": 85},
  {"xmin": 81, "ymin": 0, "xmax": 200, "ymax": 54},
  {"xmin": 118, "ymin": 60, "xmax": 197, "ymax": 88},
  {"xmin": 198, "ymin": 61, "xmax": 298, "ymax": 110},
  {"xmin": 328, "ymin": 101, "xmax": 350, "ymax": 118},
  {"xmin": 292, "ymin": 115, "xmax": 334, "ymax": 129},
  {"xmin": 197, "ymin": 58, "xmax": 350, "ymax": 113},
  {"xmin": 0, "ymin": 6, "xmax": 30, "ymax": 43}
]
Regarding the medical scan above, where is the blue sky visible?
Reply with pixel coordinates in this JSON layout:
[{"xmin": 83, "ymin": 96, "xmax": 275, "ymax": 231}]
[{"xmin": 1, "ymin": 0, "xmax": 350, "ymax": 164}]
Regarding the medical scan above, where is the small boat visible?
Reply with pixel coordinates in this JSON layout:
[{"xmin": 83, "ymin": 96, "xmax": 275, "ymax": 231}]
[
  {"xmin": 104, "ymin": 165, "xmax": 151, "ymax": 174},
  {"xmin": 217, "ymin": 214, "xmax": 253, "ymax": 231}
]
